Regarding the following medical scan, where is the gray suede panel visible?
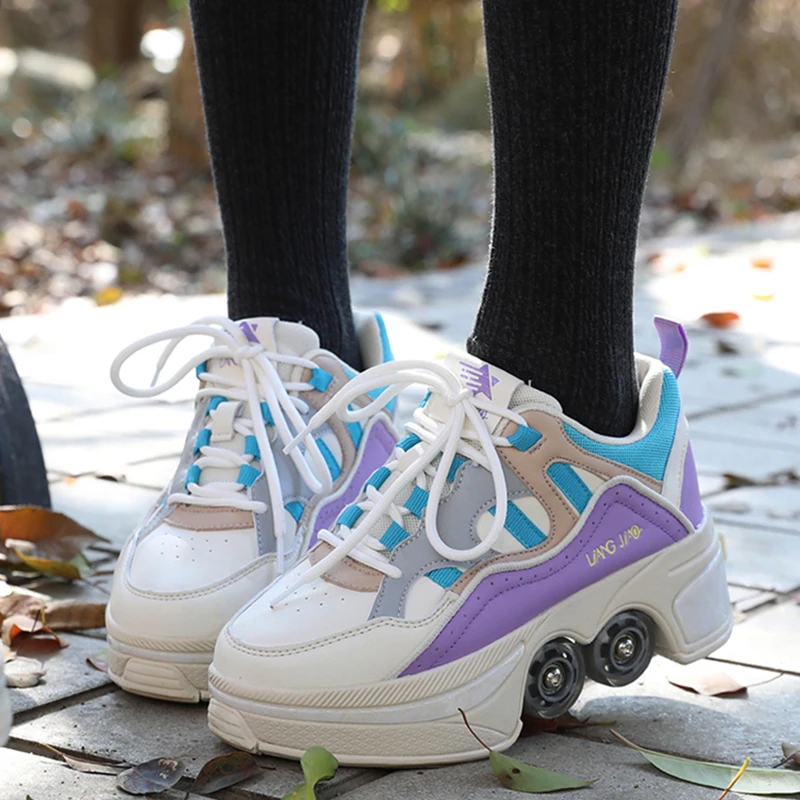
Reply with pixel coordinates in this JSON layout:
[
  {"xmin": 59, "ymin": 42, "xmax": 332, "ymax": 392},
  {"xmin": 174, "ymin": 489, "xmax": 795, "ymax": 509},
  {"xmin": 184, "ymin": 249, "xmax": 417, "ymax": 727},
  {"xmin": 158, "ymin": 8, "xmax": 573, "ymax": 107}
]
[{"xmin": 369, "ymin": 460, "xmax": 532, "ymax": 620}]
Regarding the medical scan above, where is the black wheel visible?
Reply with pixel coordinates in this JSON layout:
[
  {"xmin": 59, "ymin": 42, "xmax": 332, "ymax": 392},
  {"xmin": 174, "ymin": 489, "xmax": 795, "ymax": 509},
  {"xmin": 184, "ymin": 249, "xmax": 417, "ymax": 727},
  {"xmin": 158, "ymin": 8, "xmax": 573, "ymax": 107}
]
[
  {"xmin": 584, "ymin": 610, "xmax": 654, "ymax": 687},
  {"xmin": 524, "ymin": 638, "xmax": 585, "ymax": 719},
  {"xmin": 0, "ymin": 334, "xmax": 50, "ymax": 507}
]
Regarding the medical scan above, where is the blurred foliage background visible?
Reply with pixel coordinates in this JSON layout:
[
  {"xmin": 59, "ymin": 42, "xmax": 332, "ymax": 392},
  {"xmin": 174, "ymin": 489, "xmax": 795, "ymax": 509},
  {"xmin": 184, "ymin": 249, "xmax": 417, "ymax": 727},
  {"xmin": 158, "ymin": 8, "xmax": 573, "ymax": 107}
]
[{"xmin": 0, "ymin": 0, "xmax": 798, "ymax": 313}]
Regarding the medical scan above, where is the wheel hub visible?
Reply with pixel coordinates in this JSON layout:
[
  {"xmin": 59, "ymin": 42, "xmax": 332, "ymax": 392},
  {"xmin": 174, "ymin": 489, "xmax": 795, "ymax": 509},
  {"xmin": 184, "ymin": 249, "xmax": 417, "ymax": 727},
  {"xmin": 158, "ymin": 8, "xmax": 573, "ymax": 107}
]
[
  {"xmin": 542, "ymin": 665, "xmax": 565, "ymax": 693},
  {"xmin": 613, "ymin": 634, "xmax": 636, "ymax": 663}
]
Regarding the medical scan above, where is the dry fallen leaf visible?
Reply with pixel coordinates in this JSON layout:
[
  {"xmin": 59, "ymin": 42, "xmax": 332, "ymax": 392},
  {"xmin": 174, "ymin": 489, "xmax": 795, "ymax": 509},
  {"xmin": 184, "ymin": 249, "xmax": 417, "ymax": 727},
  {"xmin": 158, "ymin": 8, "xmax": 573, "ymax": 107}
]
[
  {"xmin": 520, "ymin": 711, "xmax": 613, "ymax": 737},
  {"xmin": 0, "ymin": 588, "xmax": 48, "ymax": 620},
  {"xmin": 2, "ymin": 611, "xmax": 66, "ymax": 656},
  {"xmin": 0, "ymin": 506, "xmax": 107, "ymax": 561},
  {"xmin": 781, "ymin": 743, "xmax": 800, "ymax": 768},
  {"xmin": 0, "ymin": 591, "xmax": 105, "ymax": 632},
  {"xmin": 116, "ymin": 757, "xmax": 185, "ymax": 795},
  {"xmin": 42, "ymin": 599, "xmax": 106, "ymax": 631},
  {"xmin": 86, "ymin": 648, "xmax": 109, "ymax": 673},
  {"xmin": 700, "ymin": 312, "xmax": 741, "ymax": 329},
  {"xmin": 12, "ymin": 550, "xmax": 91, "ymax": 581},
  {"xmin": 668, "ymin": 667, "xmax": 747, "ymax": 697},
  {"xmin": 190, "ymin": 752, "xmax": 260, "ymax": 795},
  {"xmin": 43, "ymin": 744, "xmax": 125, "ymax": 775}
]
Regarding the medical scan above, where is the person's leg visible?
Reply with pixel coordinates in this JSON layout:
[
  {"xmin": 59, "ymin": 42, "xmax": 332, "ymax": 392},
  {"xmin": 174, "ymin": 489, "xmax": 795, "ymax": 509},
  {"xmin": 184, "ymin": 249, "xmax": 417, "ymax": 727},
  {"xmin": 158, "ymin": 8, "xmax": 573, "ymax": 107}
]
[
  {"xmin": 469, "ymin": 0, "xmax": 679, "ymax": 436},
  {"xmin": 189, "ymin": 0, "xmax": 366, "ymax": 369}
]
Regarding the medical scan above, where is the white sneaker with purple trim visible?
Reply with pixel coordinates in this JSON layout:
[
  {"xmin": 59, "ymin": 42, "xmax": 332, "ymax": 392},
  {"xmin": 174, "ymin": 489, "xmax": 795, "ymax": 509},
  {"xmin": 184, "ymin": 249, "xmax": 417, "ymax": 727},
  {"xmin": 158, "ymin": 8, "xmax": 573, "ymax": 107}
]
[
  {"xmin": 105, "ymin": 314, "xmax": 397, "ymax": 702},
  {"xmin": 207, "ymin": 318, "xmax": 733, "ymax": 765}
]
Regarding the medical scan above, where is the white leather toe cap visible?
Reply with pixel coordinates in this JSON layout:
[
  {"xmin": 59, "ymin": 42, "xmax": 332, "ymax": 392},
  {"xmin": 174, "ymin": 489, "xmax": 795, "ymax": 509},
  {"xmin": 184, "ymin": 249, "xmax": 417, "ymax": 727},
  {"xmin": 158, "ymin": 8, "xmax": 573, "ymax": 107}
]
[
  {"xmin": 129, "ymin": 523, "xmax": 260, "ymax": 592},
  {"xmin": 108, "ymin": 535, "xmax": 276, "ymax": 644},
  {"xmin": 213, "ymin": 582, "xmax": 456, "ymax": 690}
]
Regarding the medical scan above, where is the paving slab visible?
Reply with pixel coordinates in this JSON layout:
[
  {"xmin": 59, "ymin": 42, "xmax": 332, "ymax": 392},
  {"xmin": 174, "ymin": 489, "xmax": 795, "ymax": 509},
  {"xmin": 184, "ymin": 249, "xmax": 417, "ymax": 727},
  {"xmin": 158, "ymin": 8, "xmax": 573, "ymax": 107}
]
[
  {"xmin": 333, "ymin": 734, "xmax": 752, "ymax": 800},
  {"xmin": 679, "ymin": 354, "xmax": 800, "ymax": 419},
  {"xmin": 37, "ymin": 416, "xmax": 184, "ymax": 477},
  {"xmin": 712, "ymin": 600, "xmax": 800, "ymax": 674},
  {"xmin": 24, "ymin": 382, "xmax": 141, "ymax": 424},
  {"xmin": 78, "ymin": 402, "xmax": 195, "ymax": 439},
  {"xmin": 691, "ymin": 436, "xmax": 800, "ymax": 483},
  {"xmin": 698, "ymin": 472, "xmax": 728, "ymax": 497},
  {"xmin": 0, "ymin": 294, "xmax": 223, "ymax": 404},
  {"xmin": 10, "ymin": 690, "xmax": 375, "ymax": 796},
  {"xmin": 708, "ymin": 485, "xmax": 800, "ymax": 536},
  {"xmin": 691, "ymin": 396, "xmax": 800, "ymax": 453},
  {"xmin": 575, "ymin": 655, "xmax": 795, "ymax": 767},
  {"xmin": 7, "ymin": 633, "xmax": 111, "ymax": 716},
  {"xmin": 0, "ymin": 747, "xmax": 209, "ymax": 800},
  {"xmin": 718, "ymin": 523, "xmax": 800, "ymax": 592},
  {"xmin": 50, "ymin": 477, "xmax": 160, "ymax": 551},
  {"xmin": 120, "ymin": 454, "xmax": 181, "ymax": 490}
]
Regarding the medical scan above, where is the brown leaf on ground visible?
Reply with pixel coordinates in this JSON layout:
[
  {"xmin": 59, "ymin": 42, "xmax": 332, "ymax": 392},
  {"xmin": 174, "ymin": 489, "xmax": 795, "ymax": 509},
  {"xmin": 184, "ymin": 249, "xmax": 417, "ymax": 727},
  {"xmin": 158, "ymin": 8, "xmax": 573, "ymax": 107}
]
[
  {"xmin": 12, "ymin": 550, "xmax": 91, "ymax": 582},
  {"xmin": 44, "ymin": 745, "xmax": 125, "ymax": 775},
  {"xmin": 700, "ymin": 312, "xmax": 741, "ymax": 329},
  {"xmin": 116, "ymin": 757, "xmax": 185, "ymax": 795},
  {"xmin": 0, "ymin": 590, "xmax": 106, "ymax": 631},
  {"xmin": 2, "ymin": 610, "xmax": 66, "ymax": 656},
  {"xmin": 86, "ymin": 648, "xmax": 109, "ymax": 673},
  {"xmin": 520, "ymin": 711, "xmax": 613, "ymax": 737},
  {"xmin": 668, "ymin": 667, "xmax": 747, "ymax": 697},
  {"xmin": 0, "ymin": 506, "xmax": 107, "ymax": 561},
  {"xmin": 43, "ymin": 599, "xmax": 106, "ymax": 630},
  {"xmin": 0, "ymin": 589, "xmax": 47, "ymax": 620},
  {"xmin": 781, "ymin": 743, "xmax": 800, "ymax": 768},
  {"xmin": 190, "ymin": 752, "xmax": 260, "ymax": 795}
]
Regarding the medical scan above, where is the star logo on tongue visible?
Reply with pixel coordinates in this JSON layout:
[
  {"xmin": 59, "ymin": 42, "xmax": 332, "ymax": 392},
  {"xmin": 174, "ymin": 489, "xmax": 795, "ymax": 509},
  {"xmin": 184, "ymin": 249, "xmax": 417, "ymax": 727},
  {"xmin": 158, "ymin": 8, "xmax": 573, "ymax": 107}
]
[
  {"xmin": 239, "ymin": 321, "xmax": 260, "ymax": 344},
  {"xmin": 459, "ymin": 361, "xmax": 500, "ymax": 400}
]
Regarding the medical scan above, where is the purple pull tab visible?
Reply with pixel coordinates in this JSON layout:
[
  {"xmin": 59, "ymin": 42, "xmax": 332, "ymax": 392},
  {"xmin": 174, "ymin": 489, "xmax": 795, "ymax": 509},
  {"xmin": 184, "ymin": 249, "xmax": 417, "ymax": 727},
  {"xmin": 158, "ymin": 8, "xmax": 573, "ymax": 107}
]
[{"xmin": 653, "ymin": 317, "xmax": 688, "ymax": 378}]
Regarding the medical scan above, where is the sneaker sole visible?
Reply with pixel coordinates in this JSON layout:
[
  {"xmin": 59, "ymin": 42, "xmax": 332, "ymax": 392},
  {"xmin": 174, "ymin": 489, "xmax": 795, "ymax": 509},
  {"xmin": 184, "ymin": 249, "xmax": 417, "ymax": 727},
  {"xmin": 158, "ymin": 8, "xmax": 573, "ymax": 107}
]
[
  {"xmin": 208, "ymin": 516, "xmax": 733, "ymax": 766},
  {"xmin": 107, "ymin": 634, "xmax": 213, "ymax": 703}
]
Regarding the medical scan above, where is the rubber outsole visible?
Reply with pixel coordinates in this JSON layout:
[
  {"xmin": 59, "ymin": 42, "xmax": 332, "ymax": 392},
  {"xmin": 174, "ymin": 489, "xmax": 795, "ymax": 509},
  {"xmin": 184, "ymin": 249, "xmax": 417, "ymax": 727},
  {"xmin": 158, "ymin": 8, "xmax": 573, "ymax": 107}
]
[
  {"xmin": 107, "ymin": 642, "xmax": 211, "ymax": 703},
  {"xmin": 207, "ymin": 517, "xmax": 733, "ymax": 766}
]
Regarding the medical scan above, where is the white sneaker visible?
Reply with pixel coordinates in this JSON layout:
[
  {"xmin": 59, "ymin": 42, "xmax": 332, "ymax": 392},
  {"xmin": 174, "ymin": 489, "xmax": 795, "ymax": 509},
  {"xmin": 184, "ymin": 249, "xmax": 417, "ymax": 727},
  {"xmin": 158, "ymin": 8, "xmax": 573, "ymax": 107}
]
[
  {"xmin": 106, "ymin": 313, "xmax": 397, "ymax": 702},
  {"xmin": 206, "ymin": 318, "xmax": 733, "ymax": 765}
]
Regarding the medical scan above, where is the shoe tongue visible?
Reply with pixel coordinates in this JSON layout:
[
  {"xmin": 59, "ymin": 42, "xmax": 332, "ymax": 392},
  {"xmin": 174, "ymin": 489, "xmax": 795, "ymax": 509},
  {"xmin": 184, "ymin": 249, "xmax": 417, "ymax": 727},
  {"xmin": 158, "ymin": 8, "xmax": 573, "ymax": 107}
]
[
  {"xmin": 195, "ymin": 318, "xmax": 320, "ymax": 488},
  {"xmin": 424, "ymin": 351, "xmax": 561, "ymax": 435},
  {"xmin": 236, "ymin": 317, "xmax": 320, "ymax": 369},
  {"xmin": 206, "ymin": 318, "xmax": 320, "ymax": 382}
]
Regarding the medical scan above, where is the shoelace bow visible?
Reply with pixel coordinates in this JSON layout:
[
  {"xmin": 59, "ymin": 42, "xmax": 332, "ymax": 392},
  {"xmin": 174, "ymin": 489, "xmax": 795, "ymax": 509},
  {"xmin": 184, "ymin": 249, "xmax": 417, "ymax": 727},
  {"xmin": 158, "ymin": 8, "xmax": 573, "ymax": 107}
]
[
  {"xmin": 273, "ymin": 359, "xmax": 526, "ymax": 605},
  {"xmin": 110, "ymin": 315, "xmax": 332, "ymax": 571}
]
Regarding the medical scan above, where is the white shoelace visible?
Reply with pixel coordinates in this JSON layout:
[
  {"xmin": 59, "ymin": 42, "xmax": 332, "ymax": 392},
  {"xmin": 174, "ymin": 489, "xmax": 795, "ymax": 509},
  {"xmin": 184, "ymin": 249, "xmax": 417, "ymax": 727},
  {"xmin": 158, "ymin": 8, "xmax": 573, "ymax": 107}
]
[
  {"xmin": 271, "ymin": 359, "xmax": 525, "ymax": 605},
  {"xmin": 110, "ymin": 316, "xmax": 333, "ymax": 571}
]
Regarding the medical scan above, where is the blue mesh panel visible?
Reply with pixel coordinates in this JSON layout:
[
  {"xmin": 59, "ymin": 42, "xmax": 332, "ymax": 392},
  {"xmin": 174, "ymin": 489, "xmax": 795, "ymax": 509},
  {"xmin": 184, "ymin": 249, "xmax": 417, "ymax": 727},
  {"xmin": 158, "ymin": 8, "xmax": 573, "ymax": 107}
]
[{"xmin": 563, "ymin": 369, "xmax": 680, "ymax": 481}]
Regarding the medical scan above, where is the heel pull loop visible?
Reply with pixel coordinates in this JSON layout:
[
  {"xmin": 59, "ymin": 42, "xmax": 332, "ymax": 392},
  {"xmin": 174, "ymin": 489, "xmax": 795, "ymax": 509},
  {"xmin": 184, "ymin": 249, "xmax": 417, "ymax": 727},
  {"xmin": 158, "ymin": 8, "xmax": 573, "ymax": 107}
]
[{"xmin": 653, "ymin": 317, "xmax": 688, "ymax": 378}]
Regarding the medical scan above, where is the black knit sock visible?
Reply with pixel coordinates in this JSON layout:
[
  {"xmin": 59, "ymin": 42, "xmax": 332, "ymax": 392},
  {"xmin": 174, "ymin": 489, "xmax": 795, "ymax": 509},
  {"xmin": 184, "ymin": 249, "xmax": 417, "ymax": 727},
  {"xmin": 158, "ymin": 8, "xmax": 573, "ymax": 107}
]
[
  {"xmin": 189, "ymin": 0, "xmax": 366, "ymax": 369},
  {"xmin": 468, "ymin": 0, "xmax": 678, "ymax": 436}
]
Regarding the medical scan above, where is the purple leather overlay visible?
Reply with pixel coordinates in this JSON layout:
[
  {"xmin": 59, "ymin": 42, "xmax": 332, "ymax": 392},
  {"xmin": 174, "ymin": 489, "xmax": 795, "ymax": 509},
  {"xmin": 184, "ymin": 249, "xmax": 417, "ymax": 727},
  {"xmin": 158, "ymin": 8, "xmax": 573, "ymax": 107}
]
[
  {"xmin": 310, "ymin": 420, "xmax": 396, "ymax": 547},
  {"xmin": 401, "ymin": 483, "xmax": 690, "ymax": 676},
  {"xmin": 654, "ymin": 316, "xmax": 688, "ymax": 378},
  {"xmin": 679, "ymin": 443, "xmax": 704, "ymax": 528}
]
